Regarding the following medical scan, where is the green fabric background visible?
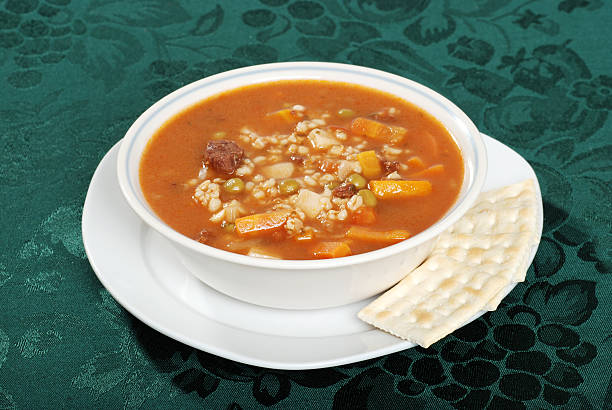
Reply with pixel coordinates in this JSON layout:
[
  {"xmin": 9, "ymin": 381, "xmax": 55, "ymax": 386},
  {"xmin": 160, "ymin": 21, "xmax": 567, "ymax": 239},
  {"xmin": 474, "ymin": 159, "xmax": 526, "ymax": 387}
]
[{"xmin": 1, "ymin": 0, "xmax": 610, "ymax": 408}]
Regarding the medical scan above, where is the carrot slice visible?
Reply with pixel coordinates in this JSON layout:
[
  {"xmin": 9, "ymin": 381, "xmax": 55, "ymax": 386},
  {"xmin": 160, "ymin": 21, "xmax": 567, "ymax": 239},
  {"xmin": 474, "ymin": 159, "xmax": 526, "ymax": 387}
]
[
  {"xmin": 346, "ymin": 227, "xmax": 410, "ymax": 243},
  {"xmin": 234, "ymin": 211, "xmax": 290, "ymax": 237},
  {"xmin": 410, "ymin": 164, "xmax": 445, "ymax": 178},
  {"xmin": 312, "ymin": 241, "xmax": 352, "ymax": 258},
  {"xmin": 350, "ymin": 117, "xmax": 407, "ymax": 142},
  {"xmin": 266, "ymin": 108, "xmax": 298, "ymax": 123},
  {"xmin": 406, "ymin": 156, "xmax": 425, "ymax": 170},
  {"xmin": 369, "ymin": 180, "xmax": 432, "ymax": 199},
  {"xmin": 357, "ymin": 150, "xmax": 382, "ymax": 179},
  {"xmin": 351, "ymin": 206, "xmax": 376, "ymax": 225}
]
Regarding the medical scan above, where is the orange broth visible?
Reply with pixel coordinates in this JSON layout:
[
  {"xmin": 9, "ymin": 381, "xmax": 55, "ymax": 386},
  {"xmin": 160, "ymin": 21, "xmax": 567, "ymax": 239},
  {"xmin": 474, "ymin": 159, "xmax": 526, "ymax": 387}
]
[{"xmin": 140, "ymin": 80, "xmax": 464, "ymax": 259}]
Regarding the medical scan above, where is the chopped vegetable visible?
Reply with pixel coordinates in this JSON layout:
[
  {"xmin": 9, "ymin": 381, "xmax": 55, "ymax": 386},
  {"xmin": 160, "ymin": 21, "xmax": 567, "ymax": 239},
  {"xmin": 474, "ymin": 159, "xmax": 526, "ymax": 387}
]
[
  {"xmin": 337, "ymin": 160, "xmax": 361, "ymax": 180},
  {"xmin": 222, "ymin": 222, "xmax": 235, "ymax": 232},
  {"xmin": 350, "ymin": 117, "xmax": 407, "ymax": 142},
  {"xmin": 406, "ymin": 156, "xmax": 425, "ymax": 170},
  {"xmin": 224, "ymin": 178, "xmax": 245, "ymax": 194},
  {"xmin": 223, "ymin": 238, "xmax": 262, "ymax": 252},
  {"xmin": 351, "ymin": 206, "xmax": 376, "ymax": 225},
  {"xmin": 369, "ymin": 180, "xmax": 432, "ymax": 199},
  {"xmin": 346, "ymin": 227, "xmax": 410, "ymax": 243},
  {"xmin": 247, "ymin": 247, "xmax": 281, "ymax": 259},
  {"xmin": 308, "ymin": 129, "xmax": 339, "ymax": 150},
  {"xmin": 357, "ymin": 189, "xmax": 377, "ymax": 207},
  {"xmin": 279, "ymin": 179, "xmax": 300, "ymax": 195},
  {"xmin": 357, "ymin": 150, "xmax": 382, "ymax": 179},
  {"xmin": 410, "ymin": 164, "xmax": 445, "ymax": 178},
  {"xmin": 338, "ymin": 108, "xmax": 355, "ymax": 118},
  {"xmin": 296, "ymin": 189, "xmax": 327, "ymax": 219},
  {"xmin": 325, "ymin": 181, "xmax": 340, "ymax": 190},
  {"xmin": 267, "ymin": 108, "xmax": 298, "ymax": 123},
  {"xmin": 234, "ymin": 211, "xmax": 290, "ymax": 237},
  {"xmin": 312, "ymin": 241, "xmax": 352, "ymax": 258},
  {"xmin": 347, "ymin": 173, "xmax": 367, "ymax": 190},
  {"xmin": 262, "ymin": 162, "xmax": 295, "ymax": 179},
  {"xmin": 212, "ymin": 131, "xmax": 226, "ymax": 139}
]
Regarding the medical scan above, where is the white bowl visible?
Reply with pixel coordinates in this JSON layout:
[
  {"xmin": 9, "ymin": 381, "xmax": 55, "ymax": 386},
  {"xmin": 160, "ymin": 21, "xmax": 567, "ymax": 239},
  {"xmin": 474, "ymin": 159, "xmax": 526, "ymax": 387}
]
[{"xmin": 117, "ymin": 62, "xmax": 487, "ymax": 310}]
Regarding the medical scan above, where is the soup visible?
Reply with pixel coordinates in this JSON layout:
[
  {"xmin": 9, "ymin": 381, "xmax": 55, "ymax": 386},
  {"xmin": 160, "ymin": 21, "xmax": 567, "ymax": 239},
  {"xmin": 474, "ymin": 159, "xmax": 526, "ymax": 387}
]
[{"xmin": 139, "ymin": 80, "xmax": 464, "ymax": 259}]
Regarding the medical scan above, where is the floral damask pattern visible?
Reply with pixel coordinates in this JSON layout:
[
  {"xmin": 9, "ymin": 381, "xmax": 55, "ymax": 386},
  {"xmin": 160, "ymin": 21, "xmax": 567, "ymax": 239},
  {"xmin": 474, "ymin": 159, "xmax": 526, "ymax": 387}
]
[{"xmin": 0, "ymin": 0, "xmax": 610, "ymax": 408}]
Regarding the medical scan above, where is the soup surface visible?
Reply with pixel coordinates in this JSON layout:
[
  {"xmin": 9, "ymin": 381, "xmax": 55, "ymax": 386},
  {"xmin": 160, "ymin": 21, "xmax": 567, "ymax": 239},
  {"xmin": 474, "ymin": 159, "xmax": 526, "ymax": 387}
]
[{"xmin": 140, "ymin": 80, "xmax": 463, "ymax": 259}]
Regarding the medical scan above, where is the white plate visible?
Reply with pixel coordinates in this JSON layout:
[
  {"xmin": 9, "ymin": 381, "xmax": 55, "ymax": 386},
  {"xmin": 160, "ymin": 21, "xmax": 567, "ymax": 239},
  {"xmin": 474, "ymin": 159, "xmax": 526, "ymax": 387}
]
[{"xmin": 82, "ymin": 134, "xmax": 543, "ymax": 370}]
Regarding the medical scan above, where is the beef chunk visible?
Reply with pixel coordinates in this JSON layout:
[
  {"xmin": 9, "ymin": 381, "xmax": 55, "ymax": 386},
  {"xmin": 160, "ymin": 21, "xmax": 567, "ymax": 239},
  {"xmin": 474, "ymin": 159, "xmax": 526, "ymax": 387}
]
[
  {"xmin": 333, "ymin": 183, "xmax": 357, "ymax": 198},
  {"xmin": 205, "ymin": 140, "xmax": 244, "ymax": 174},
  {"xmin": 382, "ymin": 160, "xmax": 400, "ymax": 174},
  {"xmin": 289, "ymin": 154, "xmax": 306, "ymax": 166}
]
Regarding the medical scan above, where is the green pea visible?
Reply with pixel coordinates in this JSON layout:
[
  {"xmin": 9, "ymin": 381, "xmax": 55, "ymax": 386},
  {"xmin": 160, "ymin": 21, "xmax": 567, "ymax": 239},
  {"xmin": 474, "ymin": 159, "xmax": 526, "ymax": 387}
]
[
  {"xmin": 224, "ymin": 178, "xmax": 245, "ymax": 194},
  {"xmin": 279, "ymin": 179, "xmax": 299, "ymax": 195},
  {"xmin": 213, "ymin": 131, "xmax": 227, "ymax": 139},
  {"xmin": 326, "ymin": 181, "xmax": 340, "ymax": 190},
  {"xmin": 347, "ymin": 173, "xmax": 367, "ymax": 190},
  {"xmin": 222, "ymin": 222, "xmax": 235, "ymax": 232},
  {"xmin": 338, "ymin": 108, "xmax": 355, "ymax": 118},
  {"xmin": 358, "ymin": 189, "xmax": 377, "ymax": 207}
]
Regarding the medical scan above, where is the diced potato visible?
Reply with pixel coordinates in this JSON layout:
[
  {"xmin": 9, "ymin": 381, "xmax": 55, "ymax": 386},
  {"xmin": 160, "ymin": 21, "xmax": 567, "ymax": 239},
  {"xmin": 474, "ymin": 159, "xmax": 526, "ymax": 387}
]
[
  {"xmin": 357, "ymin": 150, "xmax": 382, "ymax": 179},
  {"xmin": 262, "ymin": 162, "xmax": 295, "ymax": 179},
  {"xmin": 369, "ymin": 180, "xmax": 432, "ymax": 199},
  {"xmin": 337, "ymin": 160, "xmax": 361, "ymax": 180},
  {"xmin": 247, "ymin": 247, "xmax": 281, "ymax": 259},
  {"xmin": 296, "ymin": 189, "xmax": 326, "ymax": 219},
  {"xmin": 224, "ymin": 238, "xmax": 262, "ymax": 252},
  {"xmin": 307, "ymin": 128, "xmax": 339, "ymax": 150}
]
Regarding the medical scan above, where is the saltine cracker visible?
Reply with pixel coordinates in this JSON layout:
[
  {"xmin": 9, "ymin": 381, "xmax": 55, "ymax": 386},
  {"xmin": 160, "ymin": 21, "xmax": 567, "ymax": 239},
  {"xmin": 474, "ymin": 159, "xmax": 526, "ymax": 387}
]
[{"xmin": 358, "ymin": 180, "xmax": 539, "ymax": 348}]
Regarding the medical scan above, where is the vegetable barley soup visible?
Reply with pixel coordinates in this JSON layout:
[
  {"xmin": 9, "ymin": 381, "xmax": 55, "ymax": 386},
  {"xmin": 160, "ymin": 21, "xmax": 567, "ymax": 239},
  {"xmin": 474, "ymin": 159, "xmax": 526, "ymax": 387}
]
[{"xmin": 140, "ymin": 80, "xmax": 464, "ymax": 259}]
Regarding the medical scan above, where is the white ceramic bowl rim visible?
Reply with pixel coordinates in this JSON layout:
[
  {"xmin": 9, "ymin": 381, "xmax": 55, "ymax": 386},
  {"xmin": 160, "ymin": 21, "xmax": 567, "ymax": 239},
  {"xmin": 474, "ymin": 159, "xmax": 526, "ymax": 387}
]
[{"xmin": 117, "ymin": 62, "xmax": 487, "ymax": 270}]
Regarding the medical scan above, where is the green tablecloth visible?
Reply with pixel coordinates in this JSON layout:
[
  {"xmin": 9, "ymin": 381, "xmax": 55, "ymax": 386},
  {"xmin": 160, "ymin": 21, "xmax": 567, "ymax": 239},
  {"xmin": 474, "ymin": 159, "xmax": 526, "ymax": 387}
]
[{"xmin": 1, "ymin": 0, "xmax": 610, "ymax": 408}]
